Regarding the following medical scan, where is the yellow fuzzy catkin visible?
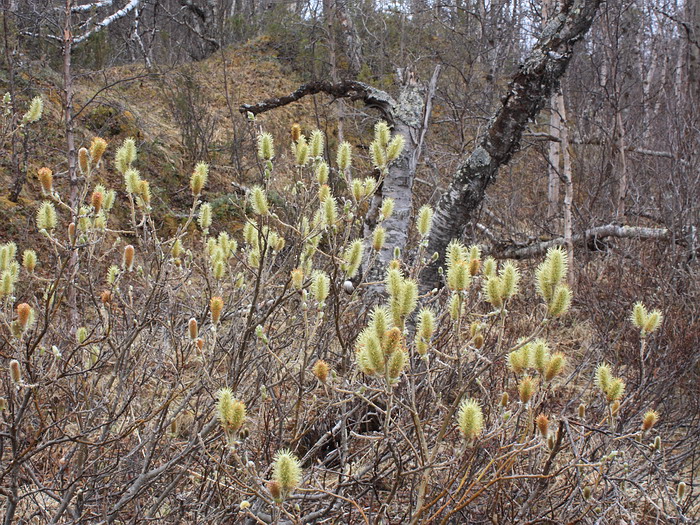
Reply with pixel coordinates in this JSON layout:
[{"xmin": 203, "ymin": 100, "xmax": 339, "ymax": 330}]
[
  {"xmin": 370, "ymin": 140, "xmax": 386, "ymax": 170},
  {"xmin": 22, "ymin": 250, "xmax": 37, "ymax": 273},
  {"xmin": 315, "ymin": 162, "xmax": 329, "ymax": 185},
  {"xmin": 499, "ymin": 261, "xmax": 520, "ymax": 299},
  {"xmin": 190, "ymin": 162, "xmax": 209, "ymax": 195},
  {"xmin": 294, "ymin": 135, "xmax": 310, "ymax": 166},
  {"xmin": 311, "ymin": 271, "xmax": 330, "ymax": 302},
  {"xmin": 374, "ymin": 121, "xmax": 391, "ymax": 147},
  {"xmin": 372, "ymin": 226, "xmax": 386, "ymax": 251},
  {"xmin": 595, "ymin": 363, "xmax": 626, "ymax": 403},
  {"xmin": 310, "ymin": 129, "xmax": 324, "ymax": 158},
  {"xmin": 318, "ymin": 184, "xmax": 331, "ymax": 203},
  {"xmin": 217, "ymin": 387, "xmax": 246, "ymax": 434},
  {"xmin": 343, "ymin": 240, "xmax": 363, "ymax": 279},
  {"xmin": 115, "ymin": 137, "xmax": 137, "ymax": 174},
  {"xmin": 257, "ymin": 132, "xmax": 274, "ymax": 160},
  {"xmin": 37, "ymin": 201, "xmax": 57, "ymax": 230},
  {"xmin": 249, "ymin": 186, "xmax": 269, "ymax": 216},
  {"xmin": 457, "ymin": 398, "xmax": 484, "ymax": 440},
  {"xmin": 548, "ymin": 285, "xmax": 572, "ymax": 316},
  {"xmin": 606, "ymin": 378, "xmax": 626, "ymax": 402},
  {"xmin": 323, "ymin": 196, "xmax": 338, "ymax": 226},
  {"xmin": 631, "ymin": 301, "xmax": 663, "ymax": 336},
  {"xmin": 595, "ymin": 363, "xmax": 612, "ymax": 393},
  {"xmin": 198, "ymin": 203, "xmax": 212, "ymax": 230},
  {"xmin": 536, "ymin": 247, "xmax": 570, "ymax": 313},
  {"xmin": 336, "ymin": 141, "xmax": 352, "ymax": 171},
  {"xmin": 631, "ymin": 301, "xmax": 647, "ymax": 329},
  {"xmin": 484, "ymin": 275, "xmax": 503, "ymax": 309},
  {"xmin": 417, "ymin": 205, "xmax": 434, "ymax": 237},
  {"xmin": 124, "ymin": 168, "xmax": 141, "ymax": 194},
  {"xmin": 544, "ymin": 352, "xmax": 566, "ymax": 381},
  {"xmin": 22, "ymin": 96, "xmax": 43, "ymax": 123},
  {"xmin": 272, "ymin": 450, "xmax": 302, "ymax": 497},
  {"xmin": 387, "ymin": 135, "xmax": 405, "ymax": 162},
  {"xmin": 291, "ymin": 268, "xmax": 304, "ymax": 290},
  {"xmin": 380, "ymin": 198, "xmax": 394, "ymax": 220},
  {"xmin": 387, "ymin": 349, "xmax": 408, "ymax": 381}
]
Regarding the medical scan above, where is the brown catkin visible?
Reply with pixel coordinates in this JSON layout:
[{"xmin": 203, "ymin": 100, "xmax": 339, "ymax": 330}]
[
  {"xmin": 16, "ymin": 303, "xmax": 31, "ymax": 328},
  {"xmin": 312, "ymin": 360, "xmax": 330, "ymax": 383},
  {"xmin": 123, "ymin": 245, "xmax": 135, "ymax": 271},
  {"xmin": 91, "ymin": 190, "xmax": 104, "ymax": 213},
  {"xmin": 188, "ymin": 318, "xmax": 198, "ymax": 340},
  {"xmin": 90, "ymin": 137, "xmax": 108, "ymax": 164},
  {"xmin": 536, "ymin": 414, "xmax": 549, "ymax": 437},
  {"xmin": 38, "ymin": 167, "xmax": 53, "ymax": 194},
  {"xmin": 9, "ymin": 359, "xmax": 21, "ymax": 383},
  {"xmin": 78, "ymin": 147, "xmax": 89, "ymax": 173}
]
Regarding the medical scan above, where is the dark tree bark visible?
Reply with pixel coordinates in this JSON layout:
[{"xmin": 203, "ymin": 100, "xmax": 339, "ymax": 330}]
[{"xmin": 420, "ymin": 0, "xmax": 603, "ymax": 290}]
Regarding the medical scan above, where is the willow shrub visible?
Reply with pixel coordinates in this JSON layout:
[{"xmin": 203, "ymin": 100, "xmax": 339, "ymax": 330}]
[{"xmin": 0, "ymin": 122, "xmax": 691, "ymax": 524}]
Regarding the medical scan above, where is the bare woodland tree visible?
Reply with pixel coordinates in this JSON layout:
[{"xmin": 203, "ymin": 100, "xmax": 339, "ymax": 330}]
[{"xmin": 421, "ymin": 0, "xmax": 603, "ymax": 289}]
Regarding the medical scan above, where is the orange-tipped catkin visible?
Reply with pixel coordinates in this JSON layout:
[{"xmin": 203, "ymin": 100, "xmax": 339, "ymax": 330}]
[
  {"xmin": 536, "ymin": 414, "xmax": 549, "ymax": 437},
  {"xmin": 312, "ymin": 360, "xmax": 329, "ymax": 383},
  {"xmin": 642, "ymin": 410, "xmax": 659, "ymax": 432},
  {"xmin": 38, "ymin": 167, "xmax": 53, "ymax": 194},
  {"xmin": 291, "ymin": 123, "xmax": 302, "ymax": 143},
  {"xmin": 188, "ymin": 318, "xmax": 198, "ymax": 340},
  {"xmin": 91, "ymin": 190, "xmax": 104, "ymax": 213},
  {"xmin": 100, "ymin": 290, "xmax": 112, "ymax": 304},
  {"xmin": 90, "ymin": 137, "xmax": 108, "ymax": 164},
  {"xmin": 16, "ymin": 303, "xmax": 31, "ymax": 329},
  {"xmin": 210, "ymin": 296, "xmax": 224, "ymax": 324}
]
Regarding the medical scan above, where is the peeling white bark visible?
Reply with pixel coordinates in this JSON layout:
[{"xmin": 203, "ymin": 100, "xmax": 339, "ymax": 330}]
[
  {"xmin": 73, "ymin": 0, "xmax": 141, "ymax": 44},
  {"xmin": 486, "ymin": 224, "xmax": 671, "ymax": 259}
]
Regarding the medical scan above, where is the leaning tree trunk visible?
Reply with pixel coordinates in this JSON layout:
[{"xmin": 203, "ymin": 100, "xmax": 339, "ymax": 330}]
[{"xmin": 420, "ymin": 0, "xmax": 603, "ymax": 291}]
